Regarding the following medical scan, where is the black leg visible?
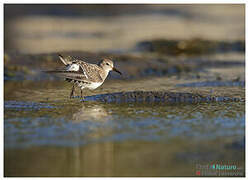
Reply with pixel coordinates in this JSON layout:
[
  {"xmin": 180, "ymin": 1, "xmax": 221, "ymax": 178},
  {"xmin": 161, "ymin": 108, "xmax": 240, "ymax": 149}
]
[
  {"xmin": 80, "ymin": 89, "xmax": 84, "ymax": 99},
  {"xmin": 70, "ymin": 84, "xmax": 75, "ymax": 98}
]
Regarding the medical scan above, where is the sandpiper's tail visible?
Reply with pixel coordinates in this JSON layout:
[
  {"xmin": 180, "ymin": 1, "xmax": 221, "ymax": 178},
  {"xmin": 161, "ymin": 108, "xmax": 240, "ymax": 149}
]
[
  {"xmin": 42, "ymin": 70, "xmax": 88, "ymax": 82},
  {"xmin": 58, "ymin": 54, "xmax": 76, "ymax": 66},
  {"xmin": 58, "ymin": 54, "xmax": 69, "ymax": 65}
]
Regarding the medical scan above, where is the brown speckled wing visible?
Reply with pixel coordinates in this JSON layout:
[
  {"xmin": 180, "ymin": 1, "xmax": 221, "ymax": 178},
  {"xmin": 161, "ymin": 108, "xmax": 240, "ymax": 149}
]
[
  {"xmin": 56, "ymin": 55, "xmax": 105, "ymax": 83},
  {"xmin": 78, "ymin": 62, "xmax": 104, "ymax": 83}
]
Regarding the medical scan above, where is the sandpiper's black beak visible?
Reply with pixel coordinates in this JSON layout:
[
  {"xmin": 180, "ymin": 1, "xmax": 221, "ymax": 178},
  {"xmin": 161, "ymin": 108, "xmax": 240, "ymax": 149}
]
[{"xmin": 112, "ymin": 67, "xmax": 122, "ymax": 75}]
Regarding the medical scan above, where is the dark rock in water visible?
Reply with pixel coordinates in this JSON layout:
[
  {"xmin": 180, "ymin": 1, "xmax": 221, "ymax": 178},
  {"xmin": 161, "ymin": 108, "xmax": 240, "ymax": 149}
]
[{"xmin": 83, "ymin": 91, "xmax": 242, "ymax": 103}]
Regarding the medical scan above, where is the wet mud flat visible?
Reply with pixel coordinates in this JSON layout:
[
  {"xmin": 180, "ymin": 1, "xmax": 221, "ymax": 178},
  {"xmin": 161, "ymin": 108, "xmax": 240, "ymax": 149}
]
[
  {"xmin": 4, "ymin": 36, "xmax": 245, "ymax": 81},
  {"xmin": 84, "ymin": 90, "xmax": 243, "ymax": 103}
]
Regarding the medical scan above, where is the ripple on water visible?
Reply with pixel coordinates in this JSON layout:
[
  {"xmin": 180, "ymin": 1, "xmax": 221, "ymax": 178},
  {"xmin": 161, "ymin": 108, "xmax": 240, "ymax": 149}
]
[{"xmin": 4, "ymin": 101, "xmax": 55, "ymax": 110}]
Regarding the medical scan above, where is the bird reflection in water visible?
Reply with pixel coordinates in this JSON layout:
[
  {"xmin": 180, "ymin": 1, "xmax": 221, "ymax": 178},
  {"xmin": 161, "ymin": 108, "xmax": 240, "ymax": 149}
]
[{"xmin": 72, "ymin": 104, "xmax": 112, "ymax": 122}]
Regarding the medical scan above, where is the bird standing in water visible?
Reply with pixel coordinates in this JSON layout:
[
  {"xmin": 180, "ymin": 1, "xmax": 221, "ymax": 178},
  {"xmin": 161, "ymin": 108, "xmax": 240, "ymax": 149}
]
[{"xmin": 46, "ymin": 54, "xmax": 122, "ymax": 98}]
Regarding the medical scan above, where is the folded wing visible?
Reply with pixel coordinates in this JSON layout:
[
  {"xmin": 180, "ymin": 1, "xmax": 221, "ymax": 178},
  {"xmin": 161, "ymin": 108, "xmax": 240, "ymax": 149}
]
[{"xmin": 44, "ymin": 70, "xmax": 92, "ymax": 83}]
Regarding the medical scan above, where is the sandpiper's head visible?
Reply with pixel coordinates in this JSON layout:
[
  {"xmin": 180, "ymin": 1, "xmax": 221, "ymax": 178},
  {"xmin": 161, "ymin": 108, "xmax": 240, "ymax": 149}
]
[{"xmin": 99, "ymin": 58, "xmax": 122, "ymax": 75}]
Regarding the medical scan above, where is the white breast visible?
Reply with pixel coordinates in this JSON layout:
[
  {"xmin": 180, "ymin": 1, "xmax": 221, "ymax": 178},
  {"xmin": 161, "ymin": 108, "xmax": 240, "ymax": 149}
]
[
  {"xmin": 86, "ymin": 82, "xmax": 103, "ymax": 90},
  {"xmin": 66, "ymin": 64, "xmax": 80, "ymax": 71}
]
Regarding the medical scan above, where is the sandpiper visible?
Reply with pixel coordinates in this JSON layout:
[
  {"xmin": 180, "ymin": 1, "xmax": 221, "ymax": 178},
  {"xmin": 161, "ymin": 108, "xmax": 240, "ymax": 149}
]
[{"xmin": 46, "ymin": 54, "xmax": 122, "ymax": 98}]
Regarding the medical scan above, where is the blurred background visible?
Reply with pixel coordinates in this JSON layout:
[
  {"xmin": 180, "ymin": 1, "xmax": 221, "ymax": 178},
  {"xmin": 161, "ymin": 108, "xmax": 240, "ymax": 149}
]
[
  {"xmin": 4, "ymin": 4, "xmax": 245, "ymax": 177},
  {"xmin": 5, "ymin": 4, "xmax": 244, "ymax": 54}
]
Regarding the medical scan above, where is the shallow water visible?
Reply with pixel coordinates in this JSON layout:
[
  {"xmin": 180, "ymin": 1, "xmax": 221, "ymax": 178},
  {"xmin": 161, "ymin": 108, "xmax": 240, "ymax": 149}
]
[
  {"xmin": 4, "ymin": 97, "xmax": 245, "ymax": 176},
  {"xmin": 4, "ymin": 74, "xmax": 245, "ymax": 176}
]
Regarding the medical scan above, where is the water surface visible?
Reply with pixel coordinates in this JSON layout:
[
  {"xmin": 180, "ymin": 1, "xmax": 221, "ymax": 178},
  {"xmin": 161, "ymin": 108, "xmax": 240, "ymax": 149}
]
[{"xmin": 4, "ymin": 98, "xmax": 245, "ymax": 176}]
